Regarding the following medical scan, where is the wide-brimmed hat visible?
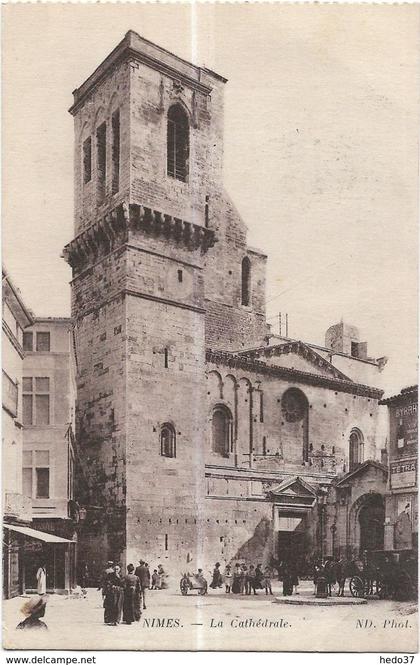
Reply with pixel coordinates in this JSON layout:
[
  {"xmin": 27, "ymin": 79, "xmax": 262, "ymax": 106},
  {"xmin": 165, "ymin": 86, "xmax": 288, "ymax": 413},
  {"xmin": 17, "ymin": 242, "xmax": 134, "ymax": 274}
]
[{"xmin": 21, "ymin": 595, "xmax": 48, "ymax": 617}]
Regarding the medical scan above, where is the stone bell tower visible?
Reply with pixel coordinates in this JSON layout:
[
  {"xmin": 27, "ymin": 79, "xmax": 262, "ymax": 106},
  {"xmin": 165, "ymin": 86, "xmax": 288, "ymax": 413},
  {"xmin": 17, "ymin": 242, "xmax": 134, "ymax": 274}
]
[{"xmin": 63, "ymin": 31, "xmax": 223, "ymax": 569}]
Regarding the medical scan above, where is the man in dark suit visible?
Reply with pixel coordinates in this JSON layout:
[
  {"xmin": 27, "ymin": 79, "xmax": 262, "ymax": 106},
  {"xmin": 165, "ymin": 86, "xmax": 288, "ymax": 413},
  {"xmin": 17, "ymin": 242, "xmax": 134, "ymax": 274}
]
[{"xmin": 135, "ymin": 560, "xmax": 150, "ymax": 610}]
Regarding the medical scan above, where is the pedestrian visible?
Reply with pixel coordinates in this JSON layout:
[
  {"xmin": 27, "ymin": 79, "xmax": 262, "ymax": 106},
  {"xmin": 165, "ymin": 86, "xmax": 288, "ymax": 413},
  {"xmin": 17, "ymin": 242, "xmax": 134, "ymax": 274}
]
[
  {"xmin": 99, "ymin": 561, "xmax": 114, "ymax": 598},
  {"xmin": 246, "ymin": 565, "xmax": 257, "ymax": 595},
  {"xmin": 240, "ymin": 564, "xmax": 247, "ymax": 594},
  {"xmin": 281, "ymin": 562, "xmax": 293, "ymax": 596},
  {"xmin": 210, "ymin": 562, "xmax": 223, "ymax": 589},
  {"xmin": 255, "ymin": 564, "xmax": 263, "ymax": 591},
  {"xmin": 313, "ymin": 560, "xmax": 321, "ymax": 596},
  {"xmin": 323, "ymin": 557, "xmax": 335, "ymax": 597},
  {"xmin": 289, "ymin": 560, "xmax": 299, "ymax": 595},
  {"xmin": 157, "ymin": 564, "xmax": 168, "ymax": 589},
  {"xmin": 232, "ymin": 563, "xmax": 242, "ymax": 594},
  {"xmin": 16, "ymin": 595, "xmax": 48, "ymax": 631},
  {"xmin": 336, "ymin": 557, "xmax": 348, "ymax": 597},
  {"xmin": 80, "ymin": 563, "xmax": 89, "ymax": 597},
  {"xmin": 135, "ymin": 560, "xmax": 150, "ymax": 610},
  {"xmin": 263, "ymin": 566, "xmax": 273, "ymax": 595},
  {"xmin": 151, "ymin": 569, "xmax": 160, "ymax": 590},
  {"xmin": 196, "ymin": 568, "xmax": 208, "ymax": 593},
  {"xmin": 36, "ymin": 562, "xmax": 47, "ymax": 595},
  {"xmin": 224, "ymin": 564, "xmax": 232, "ymax": 593},
  {"xmin": 123, "ymin": 564, "xmax": 141, "ymax": 624},
  {"xmin": 103, "ymin": 564, "xmax": 124, "ymax": 625}
]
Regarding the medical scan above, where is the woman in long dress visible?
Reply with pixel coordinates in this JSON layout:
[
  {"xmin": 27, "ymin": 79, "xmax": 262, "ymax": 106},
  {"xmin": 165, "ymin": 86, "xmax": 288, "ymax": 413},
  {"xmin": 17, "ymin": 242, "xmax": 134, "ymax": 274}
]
[
  {"xmin": 36, "ymin": 563, "xmax": 47, "ymax": 595},
  {"xmin": 210, "ymin": 562, "xmax": 223, "ymax": 589},
  {"xmin": 231, "ymin": 563, "xmax": 242, "ymax": 594},
  {"xmin": 123, "ymin": 564, "xmax": 140, "ymax": 624},
  {"xmin": 103, "ymin": 565, "xmax": 124, "ymax": 625}
]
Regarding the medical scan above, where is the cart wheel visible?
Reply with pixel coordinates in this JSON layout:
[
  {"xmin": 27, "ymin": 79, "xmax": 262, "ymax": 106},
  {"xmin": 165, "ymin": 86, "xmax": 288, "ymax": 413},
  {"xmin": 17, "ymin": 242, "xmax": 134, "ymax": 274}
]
[{"xmin": 349, "ymin": 576, "xmax": 365, "ymax": 598}]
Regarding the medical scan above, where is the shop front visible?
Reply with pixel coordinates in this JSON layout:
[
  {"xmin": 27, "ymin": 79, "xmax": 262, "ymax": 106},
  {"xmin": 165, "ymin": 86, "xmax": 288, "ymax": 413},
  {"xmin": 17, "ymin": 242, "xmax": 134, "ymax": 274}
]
[{"xmin": 3, "ymin": 524, "xmax": 76, "ymax": 594}]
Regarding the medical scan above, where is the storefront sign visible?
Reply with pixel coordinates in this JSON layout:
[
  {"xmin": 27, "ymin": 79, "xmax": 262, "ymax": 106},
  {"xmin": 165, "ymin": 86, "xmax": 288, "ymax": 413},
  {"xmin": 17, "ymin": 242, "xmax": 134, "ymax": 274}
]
[
  {"xmin": 23, "ymin": 540, "xmax": 43, "ymax": 553},
  {"xmin": 390, "ymin": 457, "xmax": 417, "ymax": 489},
  {"xmin": 391, "ymin": 401, "xmax": 417, "ymax": 456}
]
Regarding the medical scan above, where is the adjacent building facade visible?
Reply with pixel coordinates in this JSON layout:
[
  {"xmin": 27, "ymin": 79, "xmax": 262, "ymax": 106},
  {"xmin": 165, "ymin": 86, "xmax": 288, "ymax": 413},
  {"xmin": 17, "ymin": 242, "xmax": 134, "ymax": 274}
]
[
  {"xmin": 2, "ymin": 277, "xmax": 76, "ymax": 597},
  {"xmin": 2, "ymin": 269, "xmax": 34, "ymax": 598},
  {"xmin": 62, "ymin": 31, "xmax": 400, "ymax": 577},
  {"xmin": 21, "ymin": 318, "xmax": 77, "ymax": 592},
  {"xmin": 381, "ymin": 386, "xmax": 418, "ymax": 552}
]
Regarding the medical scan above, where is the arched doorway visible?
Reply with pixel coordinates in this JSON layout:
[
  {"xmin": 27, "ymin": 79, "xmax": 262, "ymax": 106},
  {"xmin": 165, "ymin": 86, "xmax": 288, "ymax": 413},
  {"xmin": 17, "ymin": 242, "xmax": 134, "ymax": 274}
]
[{"xmin": 358, "ymin": 494, "xmax": 385, "ymax": 552}]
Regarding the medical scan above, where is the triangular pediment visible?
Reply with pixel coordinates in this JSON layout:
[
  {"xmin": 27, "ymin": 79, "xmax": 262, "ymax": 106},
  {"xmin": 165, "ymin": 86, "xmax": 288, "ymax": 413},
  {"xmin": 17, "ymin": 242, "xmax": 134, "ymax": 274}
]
[
  {"xmin": 241, "ymin": 341, "xmax": 351, "ymax": 381},
  {"xmin": 268, "ymin": 476, "xmax": 317, "ymax": 498},
  {"xmin": 336, "ymin": 460, "xmax": 388, "ymax": 487}
]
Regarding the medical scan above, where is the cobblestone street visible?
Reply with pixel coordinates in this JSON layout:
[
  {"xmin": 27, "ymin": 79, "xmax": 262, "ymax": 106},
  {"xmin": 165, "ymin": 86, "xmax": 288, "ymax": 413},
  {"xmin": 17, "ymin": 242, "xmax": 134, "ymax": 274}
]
[{"xmin": 4, "ymin": 581, "xmax": 417, "ymax": 652}]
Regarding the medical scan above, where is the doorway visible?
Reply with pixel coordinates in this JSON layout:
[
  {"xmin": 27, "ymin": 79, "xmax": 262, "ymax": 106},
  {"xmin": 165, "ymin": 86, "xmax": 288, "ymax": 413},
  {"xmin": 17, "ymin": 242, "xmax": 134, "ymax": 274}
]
[
  {"xmin": 277, "ymin": 531, "xmax": 305, "ymax": 565},
  {"xmin": 359, "ymin": 494, "xmax": 385, "ymax": 552}
]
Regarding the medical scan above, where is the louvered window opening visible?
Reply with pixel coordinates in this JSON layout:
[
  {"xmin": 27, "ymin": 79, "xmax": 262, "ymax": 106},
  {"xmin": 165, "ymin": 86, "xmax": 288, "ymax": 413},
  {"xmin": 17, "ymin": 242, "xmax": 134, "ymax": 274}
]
[{"xmin": 167, "ymin": 107, "xmax": 189, "ymax": 182}]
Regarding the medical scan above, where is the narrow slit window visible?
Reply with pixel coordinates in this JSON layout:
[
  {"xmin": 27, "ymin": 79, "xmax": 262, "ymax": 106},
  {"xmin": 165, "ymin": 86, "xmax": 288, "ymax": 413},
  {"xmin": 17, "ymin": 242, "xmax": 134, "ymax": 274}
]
[
  {"xmin": 205, "ymin": 195, "xmax": 209, "ymax": 228},
  {"xmin": 241, "ymin": 257, "xmax": 251, "ymax": 306},
  {"xmin": 164, "ymin": 348, "xmax": 169, "ymax": 368},
  {"xmin": 259, "ymin": 392, "xmax": 264, "ymax": 422},
  {"xmin": 165, "ymin": 534, "xmax": 169, "ymax": 551},
  {"xmin": 263, "ymin": 436, "xmax": 267, "ymax": 456},
  {"xmin": 96, "ymin": 122, "xmax": 106, "ymax": 204},
  {"xmin": 83, "ymin": 137, "xmax": 92, "ymax": 184},
  {"xmin": 111, "ymin": 110, "xmax": 120, "ymax": 194},
  {"xmin": 177, "ymin": 269, "xmax": 183, "ymax": 283}
]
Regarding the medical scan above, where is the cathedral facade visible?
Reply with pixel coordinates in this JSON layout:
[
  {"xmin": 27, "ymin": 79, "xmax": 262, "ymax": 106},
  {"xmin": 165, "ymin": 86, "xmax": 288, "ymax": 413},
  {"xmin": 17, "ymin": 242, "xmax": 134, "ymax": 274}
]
[{"xmin": 63, "ymin": 31, "xmax": 387, "ymax": 576}]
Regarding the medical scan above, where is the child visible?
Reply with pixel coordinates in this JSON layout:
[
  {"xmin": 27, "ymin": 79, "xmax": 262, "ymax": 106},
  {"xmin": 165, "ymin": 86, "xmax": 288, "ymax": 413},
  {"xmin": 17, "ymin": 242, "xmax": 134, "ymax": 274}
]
[
  {"xmin": 224, "ymin": 564, "xmax": 232, "ymax": 593},
  {"xmin": 264, "ymin": 566, "xmax": 273, "ymax": 595},
  {"xmin": 151, "ymin": 569, "xmax": 160, "ymax": 590}
]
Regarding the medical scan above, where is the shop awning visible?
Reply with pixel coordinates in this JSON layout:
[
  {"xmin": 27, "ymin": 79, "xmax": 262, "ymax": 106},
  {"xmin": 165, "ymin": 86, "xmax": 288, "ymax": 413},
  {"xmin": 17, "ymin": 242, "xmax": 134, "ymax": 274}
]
[{"xmin": 4, "ymin": 524, "xmax": 74, "ymax": 544}]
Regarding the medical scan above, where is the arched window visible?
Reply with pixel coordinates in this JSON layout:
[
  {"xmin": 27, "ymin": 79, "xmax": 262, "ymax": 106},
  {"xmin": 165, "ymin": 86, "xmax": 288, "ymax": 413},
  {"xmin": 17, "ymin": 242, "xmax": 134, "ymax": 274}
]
[
  {"xmin": 212, "ymin": 405, "xmax": 232, "ymax": 458},
  {"xmin": 167, "ymin": 104, "xmax": 189, "ymax": 182},
  {"xmin": 349, "ymin": 428, "xmax": 364, "ymax": 471},
  {"xmin": 281, "ymin": 388, "xmax": 309, "ymax": 462},
  {"xmin": 160, "ymin": 423, "xmax": 176, "ymax": 458},
  {"xmin": 241, "ymin": 256, "xmax": 251, "ymax": 306}
]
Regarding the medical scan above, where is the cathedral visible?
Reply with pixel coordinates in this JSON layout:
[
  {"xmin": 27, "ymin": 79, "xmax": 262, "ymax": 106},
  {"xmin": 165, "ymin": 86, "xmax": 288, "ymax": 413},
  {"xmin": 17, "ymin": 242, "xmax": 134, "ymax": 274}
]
[{"xmin": 63, "ymin": 31, "xmax": 389, "ymax": 576}]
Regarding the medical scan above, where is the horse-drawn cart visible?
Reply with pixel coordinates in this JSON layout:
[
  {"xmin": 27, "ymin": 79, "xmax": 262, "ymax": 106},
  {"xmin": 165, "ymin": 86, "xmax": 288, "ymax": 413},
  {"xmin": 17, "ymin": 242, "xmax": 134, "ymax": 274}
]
[
  {"xmin": 349, "ymin": 550, "xmax": 417, "ymax": 601},
  {"xmin": 180, "ymin": 572, "xmax": 208, "ymax": 596}
]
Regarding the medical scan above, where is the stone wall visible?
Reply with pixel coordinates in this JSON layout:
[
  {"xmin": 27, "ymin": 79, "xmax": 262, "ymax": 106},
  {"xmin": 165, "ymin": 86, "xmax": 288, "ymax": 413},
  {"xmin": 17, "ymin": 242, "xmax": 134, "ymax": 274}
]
[
  {"xmin": 205, "ymin": 358, "xmax": 381, "ymax": 475},
  {"xmin": 73, "ymin": 62, "xmax": 131, "ymax": 235}
]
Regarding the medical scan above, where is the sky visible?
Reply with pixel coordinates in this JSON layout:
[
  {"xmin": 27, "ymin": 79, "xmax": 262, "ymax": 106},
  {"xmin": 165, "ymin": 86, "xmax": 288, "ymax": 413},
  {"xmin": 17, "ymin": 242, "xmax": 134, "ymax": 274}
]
[{"xmin": 2, "ymin": 3, "xmax": 419, "ymax": 396}]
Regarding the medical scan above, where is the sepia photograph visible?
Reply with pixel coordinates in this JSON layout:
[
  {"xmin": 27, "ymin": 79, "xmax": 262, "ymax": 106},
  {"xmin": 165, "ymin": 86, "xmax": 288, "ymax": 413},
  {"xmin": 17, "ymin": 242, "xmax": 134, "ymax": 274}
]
[{"xmin": 1, "ymin": 2, "xmax": 418, "ymax": 653}]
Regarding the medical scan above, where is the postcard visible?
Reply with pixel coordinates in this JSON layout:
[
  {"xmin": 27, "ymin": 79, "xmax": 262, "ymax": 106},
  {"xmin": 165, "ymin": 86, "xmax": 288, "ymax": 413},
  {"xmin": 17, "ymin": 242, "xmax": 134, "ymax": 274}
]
[{"xmin": 2, "ymin": 2, "xmax": 418, "ymax": 653}]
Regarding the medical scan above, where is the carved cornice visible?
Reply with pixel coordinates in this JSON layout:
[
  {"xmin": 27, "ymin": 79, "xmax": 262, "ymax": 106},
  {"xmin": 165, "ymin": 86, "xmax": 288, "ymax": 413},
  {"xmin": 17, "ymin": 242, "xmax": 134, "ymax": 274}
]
[
  {"xmin": 62, "ymin": 202, "xmax": 216, "ymax": 272},
  {"xmin": 69, "ymin": 41, "xmax": 213, "ymax": 116},
  {"xmin": 206, "ymin": 349, "xmax": 384, "ymax": 399},
  {"xmin": 62, "ymin": 204, "xmax": 128, "ymax": 271}
]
